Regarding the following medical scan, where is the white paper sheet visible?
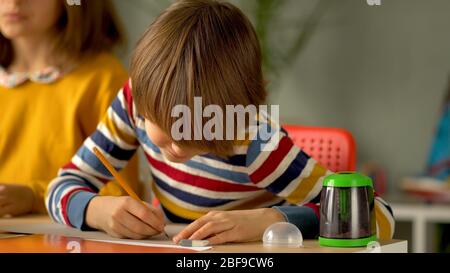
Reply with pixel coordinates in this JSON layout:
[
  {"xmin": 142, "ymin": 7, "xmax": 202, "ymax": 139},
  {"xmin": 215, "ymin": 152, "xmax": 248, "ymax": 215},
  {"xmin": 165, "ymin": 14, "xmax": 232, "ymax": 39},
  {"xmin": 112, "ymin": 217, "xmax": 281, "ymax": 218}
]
[
  {"xmin": 0, "ymin": 223, "xmax": 211, "ymax": 251},
  {"xmin": 85, "ymin": 238, "xmax": 210, "ymax": 251}
]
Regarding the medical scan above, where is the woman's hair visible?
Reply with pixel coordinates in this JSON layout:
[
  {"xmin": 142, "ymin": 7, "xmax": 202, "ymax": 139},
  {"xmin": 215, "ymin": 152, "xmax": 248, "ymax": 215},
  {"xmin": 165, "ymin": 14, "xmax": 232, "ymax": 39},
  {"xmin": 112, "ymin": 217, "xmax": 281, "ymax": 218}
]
[
  {"xmin": 0, "ymin": 0, "xmax": 125, "ymax": 67},
  {"xmin": 130, "ymin": 0, "xmax": 266, "ymax": 156}
]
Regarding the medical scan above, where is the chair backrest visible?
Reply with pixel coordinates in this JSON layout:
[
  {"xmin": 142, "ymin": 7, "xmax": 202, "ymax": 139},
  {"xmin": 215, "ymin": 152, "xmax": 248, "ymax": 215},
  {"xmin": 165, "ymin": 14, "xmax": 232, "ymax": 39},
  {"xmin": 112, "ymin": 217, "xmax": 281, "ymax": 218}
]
[{"xmin": 283, "ymin": 125, "xmax": 357, "ymax": 172}]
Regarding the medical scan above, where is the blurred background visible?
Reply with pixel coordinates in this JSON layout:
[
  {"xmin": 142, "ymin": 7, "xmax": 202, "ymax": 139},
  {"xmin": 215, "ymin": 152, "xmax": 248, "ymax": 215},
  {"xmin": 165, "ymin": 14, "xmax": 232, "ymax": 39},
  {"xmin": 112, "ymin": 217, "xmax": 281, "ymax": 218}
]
[{"xmin": 111, "ymin": 0, "xmax": 449, "ymax": 253}]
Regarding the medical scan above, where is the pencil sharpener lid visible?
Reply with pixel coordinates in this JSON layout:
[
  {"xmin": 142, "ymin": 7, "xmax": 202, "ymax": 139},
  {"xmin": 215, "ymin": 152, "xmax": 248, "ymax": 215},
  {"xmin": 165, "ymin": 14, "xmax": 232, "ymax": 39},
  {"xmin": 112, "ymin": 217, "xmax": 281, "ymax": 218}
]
[
  {"xmin": 323, "ymin": 172, "xmax": 373, "ymax": 188},
  {"xmin": 263, "ymin": 222, "xmax": 303, "ymax": 248}
]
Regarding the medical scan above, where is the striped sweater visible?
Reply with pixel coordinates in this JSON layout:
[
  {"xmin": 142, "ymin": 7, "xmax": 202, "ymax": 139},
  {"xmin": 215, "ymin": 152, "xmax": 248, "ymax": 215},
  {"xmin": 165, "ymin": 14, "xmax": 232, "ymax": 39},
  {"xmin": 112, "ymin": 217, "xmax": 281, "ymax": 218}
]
[{"xmin": 46, "ymin": 81, "xmax": 395, "ymax": 239}]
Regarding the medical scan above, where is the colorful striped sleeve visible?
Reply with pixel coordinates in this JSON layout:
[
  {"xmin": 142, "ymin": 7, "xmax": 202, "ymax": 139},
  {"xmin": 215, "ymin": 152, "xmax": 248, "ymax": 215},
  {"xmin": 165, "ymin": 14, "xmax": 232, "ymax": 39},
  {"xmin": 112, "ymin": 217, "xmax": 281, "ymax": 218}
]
[
  {"xmin": 246, "ymin": 123, "xmax": 395, "ymax": 239},
  {"xmin": 246, "ymin": 124, "xmax": 330, "ymax": 238},
  {"xmin": 45, "ymin": 81, "xmax": 140, "ymax": 229},
  {"xmin": 374, "ymin": 194, "xmax": 396, "ymax": 240}
]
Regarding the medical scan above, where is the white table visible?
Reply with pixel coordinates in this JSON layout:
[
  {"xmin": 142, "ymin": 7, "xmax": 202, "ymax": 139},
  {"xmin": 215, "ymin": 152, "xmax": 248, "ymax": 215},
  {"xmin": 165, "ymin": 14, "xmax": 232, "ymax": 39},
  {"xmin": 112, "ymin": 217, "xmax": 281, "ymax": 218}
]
[
  {"xmin": 390, "ymin": 195, "xmax": 450, "ymax": 253},
  {"xmin": 0, "ymin": 215, "xmax": 407, "ymax": 253}
]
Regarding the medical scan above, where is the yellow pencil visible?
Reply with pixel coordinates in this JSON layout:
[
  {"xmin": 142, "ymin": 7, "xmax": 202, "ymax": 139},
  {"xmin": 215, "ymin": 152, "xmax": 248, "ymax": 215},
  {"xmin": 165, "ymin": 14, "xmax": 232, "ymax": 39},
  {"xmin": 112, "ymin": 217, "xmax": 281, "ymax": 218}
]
[{"xmin": 92, "ymin": 147, "xmax": 169, "ymax": 238}]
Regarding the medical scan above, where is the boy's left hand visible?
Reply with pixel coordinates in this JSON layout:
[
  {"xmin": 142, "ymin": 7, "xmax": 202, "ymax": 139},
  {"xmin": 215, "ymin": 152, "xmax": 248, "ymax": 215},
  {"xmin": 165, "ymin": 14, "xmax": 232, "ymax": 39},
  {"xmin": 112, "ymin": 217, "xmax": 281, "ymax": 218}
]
[
  {"xmin": 173, "ymin": 208, "xmax": 286, "ymax": 245},
  {"xmin": 0, "ymin": 184, "xmax": 34, "ymax": 217}
]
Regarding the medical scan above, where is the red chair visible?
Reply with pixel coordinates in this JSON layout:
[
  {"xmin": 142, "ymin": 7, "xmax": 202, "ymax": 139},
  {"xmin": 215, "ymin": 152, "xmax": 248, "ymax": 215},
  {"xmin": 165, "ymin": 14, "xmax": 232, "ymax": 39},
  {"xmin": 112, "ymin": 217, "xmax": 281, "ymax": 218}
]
[{"xmin": 283, "ymin": 125, "xmax": 357, "ymax": 172}]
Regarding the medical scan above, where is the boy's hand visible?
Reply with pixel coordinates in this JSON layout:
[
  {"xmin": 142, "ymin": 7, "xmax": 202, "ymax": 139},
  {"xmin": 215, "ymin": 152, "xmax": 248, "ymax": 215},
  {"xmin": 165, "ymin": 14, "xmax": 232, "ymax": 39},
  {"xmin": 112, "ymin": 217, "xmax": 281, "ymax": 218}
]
[
  {"xmin": 0, "ymin": 184, "xmax": 34, "ymax": 217},
  {"xmin": 86, "ymin": 196, "xmax": 165, "ymax": 240},
  {"xmin": 173, "ymin": 208, "xmax": 286, "ymax": 245}
]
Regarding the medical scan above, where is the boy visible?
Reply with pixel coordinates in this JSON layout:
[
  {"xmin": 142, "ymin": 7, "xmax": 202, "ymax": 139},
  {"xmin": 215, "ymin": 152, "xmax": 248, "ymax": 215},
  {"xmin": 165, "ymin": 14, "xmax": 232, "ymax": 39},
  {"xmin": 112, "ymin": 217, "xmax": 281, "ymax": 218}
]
[{"xmin": 46, "ymin": 0, "xmax": 395, "ymax": 244}]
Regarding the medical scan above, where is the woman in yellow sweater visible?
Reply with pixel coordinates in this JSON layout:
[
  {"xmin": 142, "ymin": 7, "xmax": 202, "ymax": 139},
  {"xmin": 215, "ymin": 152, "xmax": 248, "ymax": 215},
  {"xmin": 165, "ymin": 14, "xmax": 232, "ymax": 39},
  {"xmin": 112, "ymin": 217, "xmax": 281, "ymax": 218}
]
[{"xmin": 0, "ymin": 0, "xmax": 138, "ymax": 216}]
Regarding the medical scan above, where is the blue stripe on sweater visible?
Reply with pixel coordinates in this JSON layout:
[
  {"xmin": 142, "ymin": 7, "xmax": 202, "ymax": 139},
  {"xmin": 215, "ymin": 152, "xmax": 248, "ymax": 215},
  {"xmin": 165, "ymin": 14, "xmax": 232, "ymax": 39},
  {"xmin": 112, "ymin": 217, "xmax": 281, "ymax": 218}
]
[
  {"xmin": 111, "ymin": 96, "xmax": 134, "ymax": 129},
  {"xmin": 201, "ymin": 154, "xmax": 247, "ymax": 167},
  {"xmin": 184, "ymin": 159, "xmax": 251, "ymax": 184},
  {"xmin": 265, "ymin": 150, "xmax": 310, "ymax": 194},
  {"xmin": 76, "ymin": 146, "xmax": 117, "ymax": 178},
  {"xmin": 59, "ymin": 172, "xmax": 101, "ymax": 191},
  {"xmin": 90, "ymin": 131, "xmax": 136, "ymax": 161},
  {"xmin": 245, "ymin": 123, "xmax": 277, "ymax": 167},
  {"xmin": 50, "ymin": 180, "xmax": 88, "ymax": 224}
]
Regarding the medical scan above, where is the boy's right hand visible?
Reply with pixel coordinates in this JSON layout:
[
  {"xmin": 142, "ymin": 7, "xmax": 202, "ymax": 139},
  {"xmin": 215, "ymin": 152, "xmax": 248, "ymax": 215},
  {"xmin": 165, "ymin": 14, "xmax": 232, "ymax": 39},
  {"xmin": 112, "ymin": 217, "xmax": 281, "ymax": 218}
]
[{"xmin": 85, "ymin": 196, "xmax": 165, "ymax": 240}]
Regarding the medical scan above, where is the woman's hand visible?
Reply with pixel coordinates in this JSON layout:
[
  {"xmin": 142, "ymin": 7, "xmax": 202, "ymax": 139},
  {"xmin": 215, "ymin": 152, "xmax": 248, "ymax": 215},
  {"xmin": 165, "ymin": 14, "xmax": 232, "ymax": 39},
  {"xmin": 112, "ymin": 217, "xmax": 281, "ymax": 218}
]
[
  {"xmin": 85, "ymin": 196, "xmax": 165, "ymax": 240},
  {"xmin": 0, "ymin": 184, "xmax": 35, "ymax": 217},
  {"xmin": 173, "ymin": 208, "xmax": 286, "ymax": 245}
]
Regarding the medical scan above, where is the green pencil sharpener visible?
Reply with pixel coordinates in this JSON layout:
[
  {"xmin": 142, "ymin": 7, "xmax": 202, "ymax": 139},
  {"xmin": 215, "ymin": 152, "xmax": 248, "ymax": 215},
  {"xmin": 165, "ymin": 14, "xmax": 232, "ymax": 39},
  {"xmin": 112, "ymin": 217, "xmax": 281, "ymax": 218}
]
[{"xmin": 319, "ymin": 172, "xmax": 377, "ymax": 247}]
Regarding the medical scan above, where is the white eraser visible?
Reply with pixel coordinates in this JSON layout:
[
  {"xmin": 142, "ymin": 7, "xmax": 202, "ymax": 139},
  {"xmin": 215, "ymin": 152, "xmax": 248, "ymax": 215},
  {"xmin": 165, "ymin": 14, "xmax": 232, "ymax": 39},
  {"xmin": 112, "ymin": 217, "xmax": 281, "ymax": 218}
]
[{"xmin": 179, "ymin": 239, "xmax": 209, "ymax": 247}]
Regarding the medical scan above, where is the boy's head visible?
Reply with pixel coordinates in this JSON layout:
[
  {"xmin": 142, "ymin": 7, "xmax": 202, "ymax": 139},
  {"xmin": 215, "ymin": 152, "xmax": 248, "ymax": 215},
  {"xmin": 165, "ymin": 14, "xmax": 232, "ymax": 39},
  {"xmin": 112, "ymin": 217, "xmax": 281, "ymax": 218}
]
[{"xmin": 131, "ymin": 0, "xmax": 266, "ymax": 161}]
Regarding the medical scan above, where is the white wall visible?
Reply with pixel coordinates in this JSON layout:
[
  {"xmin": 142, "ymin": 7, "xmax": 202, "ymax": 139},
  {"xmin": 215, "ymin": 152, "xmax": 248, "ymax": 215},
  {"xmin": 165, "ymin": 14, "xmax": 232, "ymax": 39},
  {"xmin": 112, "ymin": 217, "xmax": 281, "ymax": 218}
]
[{"xmin": 113, "ymin": 0, "xmax": 449, "ymax": 193}]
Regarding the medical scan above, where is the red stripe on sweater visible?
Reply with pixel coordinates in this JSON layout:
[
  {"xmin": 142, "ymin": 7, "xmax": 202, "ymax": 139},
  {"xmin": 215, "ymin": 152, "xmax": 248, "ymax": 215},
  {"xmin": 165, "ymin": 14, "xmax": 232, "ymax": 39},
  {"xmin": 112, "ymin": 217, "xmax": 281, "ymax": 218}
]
[
  {"xmin": 249, "ymin": 136, "xmax": 294, "ymax": 184},
  {"xmin": 123, "ymin": 80, "xmax": 135, "ymax": 125},
  {"xmin": 63, "ymin": 162, "xmax": 80, "ymax": 171},
  {"xmin": 145, "ymin": 154, "xmax": 258, "ymax": 192}
]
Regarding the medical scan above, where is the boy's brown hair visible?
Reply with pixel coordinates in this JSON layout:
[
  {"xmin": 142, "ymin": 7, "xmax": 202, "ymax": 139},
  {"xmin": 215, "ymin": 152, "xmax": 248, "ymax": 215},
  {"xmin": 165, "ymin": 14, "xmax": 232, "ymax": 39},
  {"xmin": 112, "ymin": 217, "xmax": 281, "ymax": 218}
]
[
  {"xmin": 0, "ymin": 0, "xmax": 124, "ymax": 67},
  {"xmin": 130, "ymin": 0, "xmax": 266, "ymax": 156}
]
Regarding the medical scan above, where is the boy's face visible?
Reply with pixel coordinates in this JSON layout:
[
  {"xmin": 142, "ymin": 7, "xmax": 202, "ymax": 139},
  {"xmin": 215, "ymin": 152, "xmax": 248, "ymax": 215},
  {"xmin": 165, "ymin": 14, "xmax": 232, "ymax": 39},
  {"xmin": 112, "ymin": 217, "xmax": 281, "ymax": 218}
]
[{"xmin": 144, "ymin": 119, "xmax": 201, "ymax": 163}]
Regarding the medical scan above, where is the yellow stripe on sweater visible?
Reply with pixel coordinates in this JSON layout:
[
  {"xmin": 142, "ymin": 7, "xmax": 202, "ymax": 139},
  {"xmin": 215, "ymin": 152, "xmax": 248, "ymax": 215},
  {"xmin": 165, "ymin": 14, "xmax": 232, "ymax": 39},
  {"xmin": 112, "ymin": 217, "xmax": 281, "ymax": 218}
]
[
  {"xmin": 375, "ymin": 202, "xmax": 392, "ymax": 240},
  {"xmin": 286, "ymin": 164, "xmax": 327, "ymax": 204},
  {"xmin": 152, "ymin": 184, "xmax": 206, "ymax": 220},
  {"xmin": 102, "ymin": 113, "xmax": 138, "ymax": 147}
]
